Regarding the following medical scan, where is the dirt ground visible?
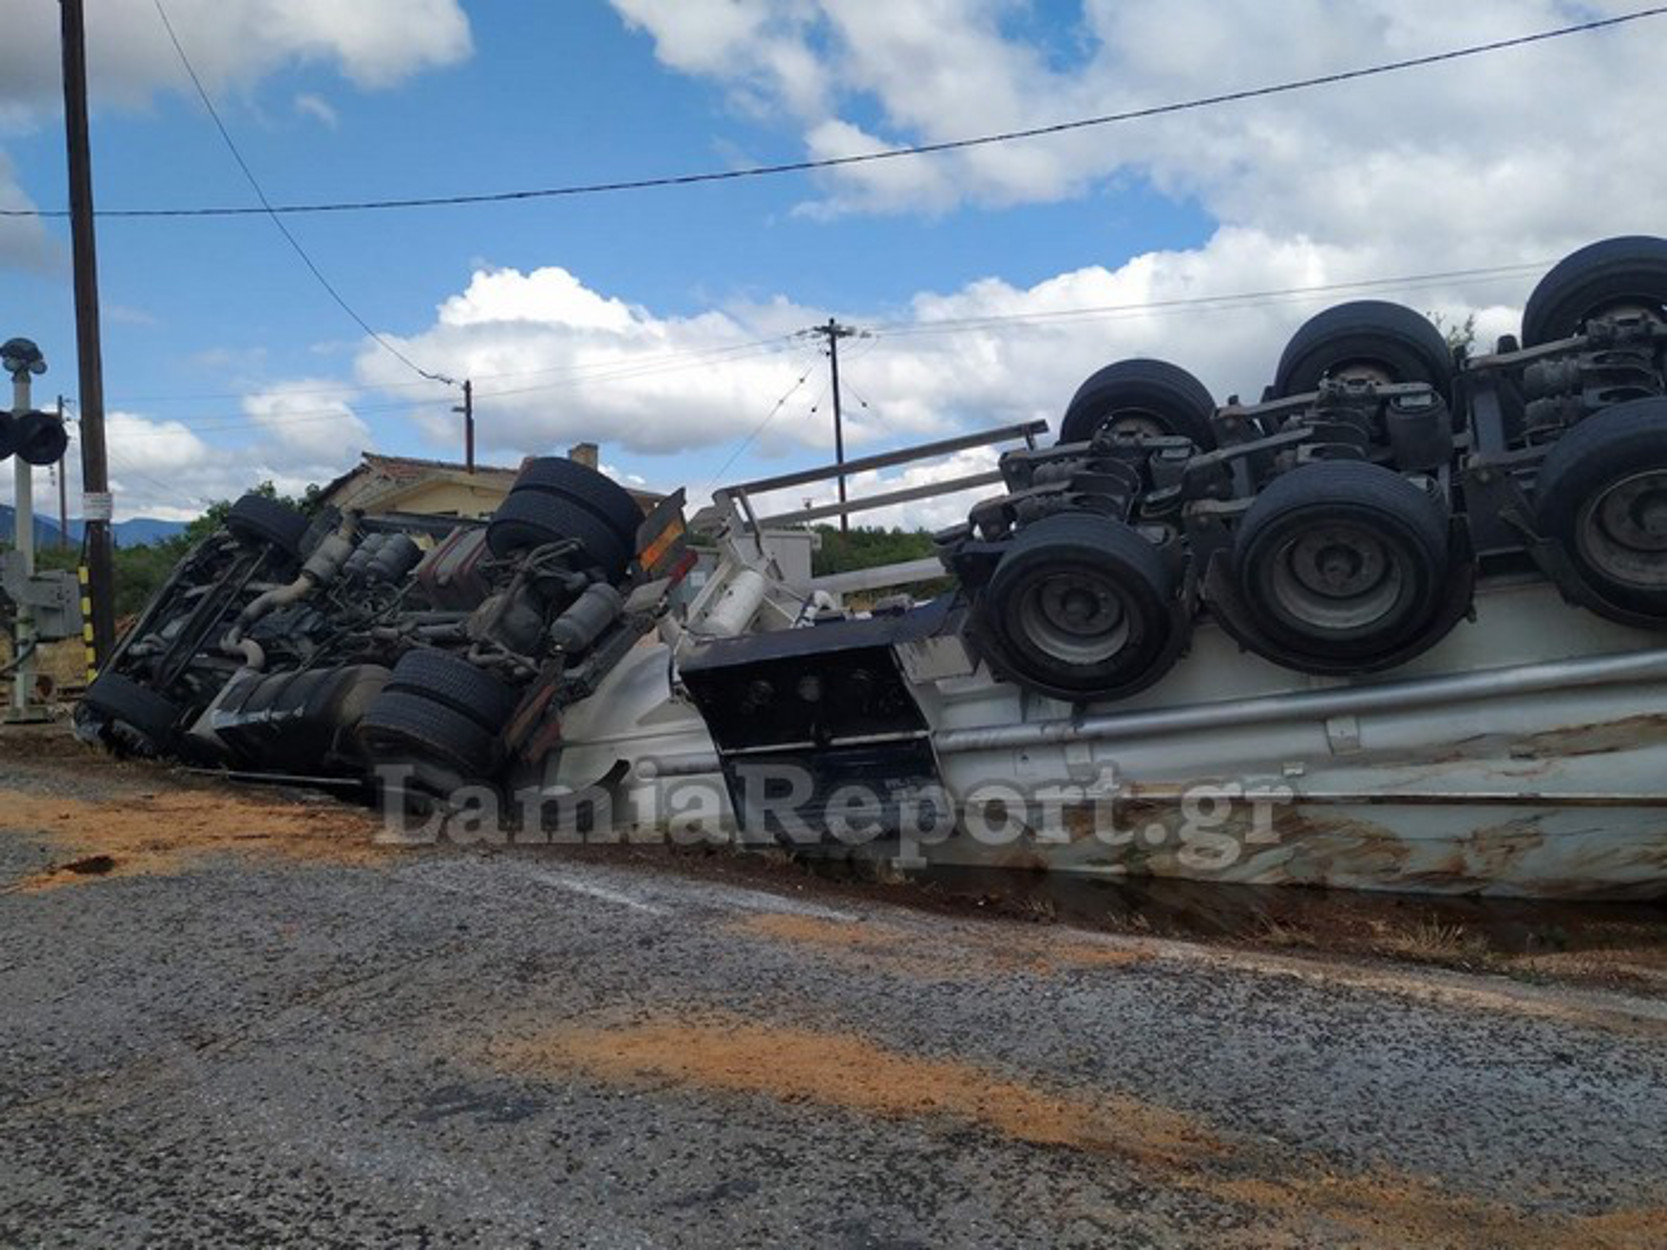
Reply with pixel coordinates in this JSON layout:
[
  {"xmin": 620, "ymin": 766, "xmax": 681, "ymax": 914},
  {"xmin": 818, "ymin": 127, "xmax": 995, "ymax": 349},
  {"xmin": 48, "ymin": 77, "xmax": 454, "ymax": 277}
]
[{"xmin": 2, "ymin": 718, "xmax": 1665, "ymax": 991}]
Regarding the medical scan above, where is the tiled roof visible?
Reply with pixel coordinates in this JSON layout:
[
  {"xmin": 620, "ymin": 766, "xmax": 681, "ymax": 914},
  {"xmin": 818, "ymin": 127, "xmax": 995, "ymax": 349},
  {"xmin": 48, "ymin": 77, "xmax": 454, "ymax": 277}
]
[
  {"xmin": 358, "ymin": 452, "xmax": 521, "ymax": 482},
  {"xmin": 320, "ymin": 451, "xmax": 664, "ymax": 509}
]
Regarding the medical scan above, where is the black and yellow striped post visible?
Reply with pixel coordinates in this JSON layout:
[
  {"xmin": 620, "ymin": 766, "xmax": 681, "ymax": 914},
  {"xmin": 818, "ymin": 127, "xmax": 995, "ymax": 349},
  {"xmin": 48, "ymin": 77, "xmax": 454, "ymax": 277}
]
[{"xmin": 78, "ymin": 563, "xmax": 96, "ymax": 683}]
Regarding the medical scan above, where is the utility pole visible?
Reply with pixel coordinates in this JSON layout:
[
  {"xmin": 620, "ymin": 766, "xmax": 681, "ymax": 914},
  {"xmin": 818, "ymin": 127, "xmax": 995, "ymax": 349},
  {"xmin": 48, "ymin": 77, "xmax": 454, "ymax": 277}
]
[
  {"xmin": 60, "ymin": 0, "xmax": 116, "ymax": 669},
  {"xmin": 56, "ymin": 396, "xmax": 69, "ymax": 549},
  {"xmin": 808, "ymin": 319, "xmax": 857, "ymax": 533},
  {"xmin": 453, "ymin": 378, "xmax": 474, "ymax": 473}
]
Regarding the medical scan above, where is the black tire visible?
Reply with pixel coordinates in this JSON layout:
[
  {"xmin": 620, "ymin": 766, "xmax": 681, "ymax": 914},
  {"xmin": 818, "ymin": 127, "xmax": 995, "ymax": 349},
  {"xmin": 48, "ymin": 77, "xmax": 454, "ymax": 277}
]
[
  {"xmin": 1273, "ymin": 301, "xmax": 1453, "ymax": 401},
  {"xmin": 1522, "ymin": 236, "xmax": 1667, "ymax": 347},
  {"xmin": 1534, "ymin": 397, "xmax": 1667, "ymax": 619},
  {"xmin": 385, "ymin": 649, "xmax": 519, "ymax": 733},
  {"xmin": 513, "ymin": 457, "xmax": 643, "ymax": 541},
  {"xmin": 358, "ymin": 689, "xmax": 497, "ymax": 776},
  {"xmin": 1228, "ymin": 460, "xmax": 1451, "ymax": 666},
  {"xmin": 12, "ymin": 410, "xmax": 68, "ymax": 466},
  {"xmin": 225, "ymin": 493, "xmax": 309, "ymax": 557},
  {"xmin": 1057, "ymin": 358, "xmax": 1216, "ymax": 448},
  {"xmin": 80, "ymin": 671, "xmax": 180, "ymax": 745},
  {"xmin": 486, "ymin": 488, "xmax": 630, "ymax": 576},
  {"xmin": 975, "ymin": 511, "xmax": 1180, "ymax": 701}
]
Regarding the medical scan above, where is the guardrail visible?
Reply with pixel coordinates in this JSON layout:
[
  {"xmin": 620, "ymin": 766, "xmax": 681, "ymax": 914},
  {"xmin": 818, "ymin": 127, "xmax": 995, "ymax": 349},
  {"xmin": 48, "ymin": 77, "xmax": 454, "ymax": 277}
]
[
  {"xmin": 713, "ymin": 419, "xmax": 1045, "ymax": 532},
  {"xmin": 702, "ymin": 418, "xmax": 1047, "ymax": 598}
]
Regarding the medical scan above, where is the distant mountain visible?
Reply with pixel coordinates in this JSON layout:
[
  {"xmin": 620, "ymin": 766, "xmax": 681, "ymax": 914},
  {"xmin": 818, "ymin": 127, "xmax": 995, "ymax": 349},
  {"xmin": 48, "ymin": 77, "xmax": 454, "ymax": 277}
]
[{"xmin": 0, "ymin": 505, "xmax": 187, "ymax": 549}]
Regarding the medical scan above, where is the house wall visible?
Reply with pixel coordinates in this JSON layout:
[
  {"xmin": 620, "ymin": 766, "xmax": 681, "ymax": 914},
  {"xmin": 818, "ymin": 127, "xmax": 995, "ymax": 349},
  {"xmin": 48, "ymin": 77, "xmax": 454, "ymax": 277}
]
[{"xmin": 381, "ymin": 478, "xmax": 512, "ymax": 519}]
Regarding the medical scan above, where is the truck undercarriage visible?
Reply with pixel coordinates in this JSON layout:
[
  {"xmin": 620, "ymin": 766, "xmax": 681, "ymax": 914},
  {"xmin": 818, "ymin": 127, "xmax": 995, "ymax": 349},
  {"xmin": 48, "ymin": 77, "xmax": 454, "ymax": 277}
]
[{"xmin": 74, "ymin": 236, "xmax": 1667, "ymax": 899}]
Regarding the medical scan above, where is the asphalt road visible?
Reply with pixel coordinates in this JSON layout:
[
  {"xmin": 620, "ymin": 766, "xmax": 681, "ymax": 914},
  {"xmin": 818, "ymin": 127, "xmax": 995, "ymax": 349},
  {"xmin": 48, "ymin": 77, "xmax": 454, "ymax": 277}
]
[{"xmin": 2, "ymin": 751, "xmax": 1665, "ymax": 1249}]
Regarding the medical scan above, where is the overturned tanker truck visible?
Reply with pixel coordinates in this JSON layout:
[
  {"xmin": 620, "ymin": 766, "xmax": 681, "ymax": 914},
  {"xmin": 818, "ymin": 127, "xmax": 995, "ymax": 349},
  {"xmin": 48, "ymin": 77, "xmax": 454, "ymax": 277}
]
[{"xmin": 76, "ymin": 237, "xmax": 1667, "ymax": 899}]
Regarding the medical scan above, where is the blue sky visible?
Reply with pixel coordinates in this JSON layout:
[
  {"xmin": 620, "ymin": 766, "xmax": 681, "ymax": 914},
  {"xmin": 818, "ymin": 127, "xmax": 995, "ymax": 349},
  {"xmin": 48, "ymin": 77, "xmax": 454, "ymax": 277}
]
[{"xmin": 0, "ymin": 1, "xmax": 1660, "ymax": 520}]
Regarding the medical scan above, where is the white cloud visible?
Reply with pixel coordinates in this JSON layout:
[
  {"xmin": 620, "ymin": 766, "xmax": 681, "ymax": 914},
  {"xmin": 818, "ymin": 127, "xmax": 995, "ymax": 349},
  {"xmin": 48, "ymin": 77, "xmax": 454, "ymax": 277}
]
[
  {"xmin": 355, "ymin": 264, "xmax": 881, "ymax": 457},
  {"xmin": 0, "ymin": 0, "xmax": 472, "ymax": 110},
  {"xmin": 0, "ymin": 401, "xmax": 371, "ymax": 523},
  {"xmin": 15, "ymin": 224, "xmax": 1545, "ymax": 524},
  {"xmin": 0, "ymin": 152, "xmax": 57, "ymax": 273},
  {"xmin": 350, "ymin": 226, "xmax": 1535, "ymax": 493},
  {"xmin": 607, "ymin": 0, "xmax": 1667, "ymax": 263},
  {"xmin": 240, "ymin": 379, "xmax": 372, "ymax": 452},
  {"xmin": 293, "ymin": 92, "xmax": 338, "ymax": 128},
  {"xmin": 0, "ymin": 0, "xmax": 472, "ymax": 283}
]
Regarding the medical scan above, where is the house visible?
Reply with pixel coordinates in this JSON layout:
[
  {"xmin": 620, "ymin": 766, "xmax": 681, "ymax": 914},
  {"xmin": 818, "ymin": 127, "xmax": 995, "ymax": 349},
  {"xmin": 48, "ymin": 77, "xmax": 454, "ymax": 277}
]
[{"xmin": 318, "ymin": 443, "xmax": 660, "ymax": 521}]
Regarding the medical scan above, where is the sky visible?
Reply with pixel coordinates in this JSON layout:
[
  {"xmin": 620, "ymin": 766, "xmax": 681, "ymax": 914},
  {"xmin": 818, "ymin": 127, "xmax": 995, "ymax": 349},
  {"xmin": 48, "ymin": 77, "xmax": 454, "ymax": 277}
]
[{"xmin": 0, "ymin": 0, "xmax": 1662, "ymax": 527}]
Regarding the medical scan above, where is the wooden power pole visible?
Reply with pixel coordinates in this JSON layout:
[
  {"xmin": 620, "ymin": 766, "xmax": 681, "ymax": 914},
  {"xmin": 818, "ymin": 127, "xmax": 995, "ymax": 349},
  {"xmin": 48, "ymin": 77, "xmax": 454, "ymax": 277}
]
[
  {"xmin": 60, "ymin": 0, "xmax": 115, "ymax": 667},
  {"xmin": 809, "ymin": 319, "xmax": 857, "ymax": 533},
  {"xmin": 454, "ymin": 378, "xmax": 475, "ymax": 473}
]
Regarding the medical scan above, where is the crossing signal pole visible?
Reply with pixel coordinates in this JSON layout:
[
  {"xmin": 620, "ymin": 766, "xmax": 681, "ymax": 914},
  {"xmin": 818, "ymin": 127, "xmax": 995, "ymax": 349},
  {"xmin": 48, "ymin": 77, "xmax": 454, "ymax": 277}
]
[{"xmin": 808, "ymin": 319, "xmax": 857, "ymax": 533}]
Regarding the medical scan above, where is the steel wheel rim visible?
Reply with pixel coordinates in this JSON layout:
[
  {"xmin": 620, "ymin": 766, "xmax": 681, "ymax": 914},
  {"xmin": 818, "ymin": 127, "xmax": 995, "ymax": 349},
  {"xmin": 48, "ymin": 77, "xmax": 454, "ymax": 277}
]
[
  {"xmin": 1015, "ymin": 569, "xmax": 1131, "ymax": 665},
  {"xmin": 1102, "ymin": 407, "xmax": 1167, "ymax": 439},
  {"xmin": 1577, "ymin": 468, "xmax": 1667, "ymax": 589},
  {"xmin": 1265, "ymin": 522, "xmax": 1408, "ymax": 633}
]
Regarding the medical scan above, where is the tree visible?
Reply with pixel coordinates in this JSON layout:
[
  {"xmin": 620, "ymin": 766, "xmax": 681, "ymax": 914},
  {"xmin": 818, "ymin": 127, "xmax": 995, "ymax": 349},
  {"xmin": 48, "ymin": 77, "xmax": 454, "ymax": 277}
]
[
  {"xmin": 1428, "ymin": 310, "xmax": 1478, "ymax": 356},
  {"xmin": 811, "ymin": 524, "xmax": 936, "ymax": 576}
]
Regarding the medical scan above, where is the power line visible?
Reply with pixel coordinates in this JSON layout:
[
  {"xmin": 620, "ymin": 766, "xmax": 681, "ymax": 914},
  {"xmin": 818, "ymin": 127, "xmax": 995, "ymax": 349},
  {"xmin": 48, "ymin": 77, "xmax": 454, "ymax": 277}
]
[
  {"xmin": 103, "ymin": 259, "xmax": 1552, "ymax": 430},
  {"xmin": 9, "ymin": 6, "xmax": 1661, "ymax": 222},
  {"xmin": 109, "ymin": 338, "xmax": 798, "ymax": 435},
  {"xmin": 150, "ymin": 0, "xmax": 455, "ymax": 387},
  {"xmin": 703, "ymin": 357, "xmax": 822, "ymax": 491},
  {"xmin": 109, "ymin": 334, "xmax": 795, "ymax": 406},
  {"xmin": 872, "ymin": 260, "xmax": 1551, "ymax": 339}
]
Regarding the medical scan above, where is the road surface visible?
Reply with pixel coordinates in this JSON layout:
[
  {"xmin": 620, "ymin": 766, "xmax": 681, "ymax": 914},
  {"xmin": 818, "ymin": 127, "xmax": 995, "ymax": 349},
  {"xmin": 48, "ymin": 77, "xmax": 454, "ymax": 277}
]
[{"xmin": 1, "ymin": 747, "xmax": 1664, "ymax": 1248}]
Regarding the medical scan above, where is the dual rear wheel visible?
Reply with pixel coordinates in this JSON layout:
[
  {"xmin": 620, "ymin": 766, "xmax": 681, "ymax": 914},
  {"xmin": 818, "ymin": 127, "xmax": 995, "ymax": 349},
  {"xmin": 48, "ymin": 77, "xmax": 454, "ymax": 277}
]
[
  {"xmin": 974, "ymin": 457, "xmax": 1465, "ymax": 699},
  {"xmin": 485, "ymin": 457, "xmax": 643, "ymax": 580},
  {"xmin": 1217, "ymin": 460, "xmax": 1458, "ymax": 672},
  {"xmin": 1534, "ymin": 398, "xmax": 1667, "ymax": 621}
]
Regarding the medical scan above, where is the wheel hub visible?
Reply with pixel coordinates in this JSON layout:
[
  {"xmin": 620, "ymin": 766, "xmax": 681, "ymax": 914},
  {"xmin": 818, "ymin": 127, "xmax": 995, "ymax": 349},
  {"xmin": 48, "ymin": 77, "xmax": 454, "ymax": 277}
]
[
  {"xmin": 1104, "ymin": 407, "xmax": 1166, "ymax": 438},
  {"xmin": 1579, "ymin": 468, "xmax": 1667, "ymax": 587},
  {"xmin": 1019, "ymin": 571, "xmax": 1131, "ymax": 664},
  {"xmin": 1269, "ymin": 523, "xmax": 1405, "ymax": 631}
]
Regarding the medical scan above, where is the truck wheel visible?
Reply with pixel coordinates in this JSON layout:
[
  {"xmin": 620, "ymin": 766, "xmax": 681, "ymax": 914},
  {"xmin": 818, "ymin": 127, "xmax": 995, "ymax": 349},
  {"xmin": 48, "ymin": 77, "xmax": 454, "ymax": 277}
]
[
  {"xmin": 385, "ymin": 649, "xmax": 519, "ymax": 733},
  {"xmin": 485, "ymin": 488, "xmax": 631, "ymax": 576},
  {"xmin": 1534, "ymin": 397, "xmax": 1667, "ymax": 620},
  {"xmin": 225, "ymin": 493, "xmax": 309, "ymax": 558},
  {"xmin": 976, "ymin": 512, "xmax": 1180, "ymax": 701},
  {"xmin": 512, "ymin": 457, "xmax": 644, "ymax": 541},
  {"xmin": 1227, "ymin": 460, "xmax": 1451, "ymax": 666},
  {"xmin": 80, "ymin": 671, "xmax": 180, "ymax": 752},
  {"xmin": 358, "ymin": 689, "xmax": 498, "ymax": 777},
  {"xmin": 1057, "ymin": 358, "xmax": 1216, "ymax": 448},
  {"xmin": 1522, "ymin": 235, "xmax": 1667, "ymax": 347},
  {"xmin": 1273, "ymin": 301, "xmax": 1453, "ymax": 401}
]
